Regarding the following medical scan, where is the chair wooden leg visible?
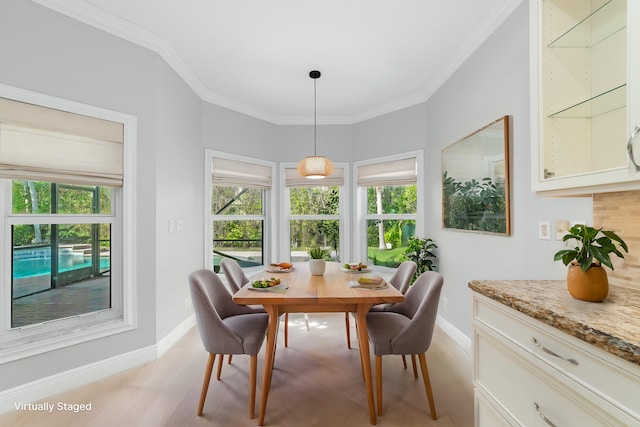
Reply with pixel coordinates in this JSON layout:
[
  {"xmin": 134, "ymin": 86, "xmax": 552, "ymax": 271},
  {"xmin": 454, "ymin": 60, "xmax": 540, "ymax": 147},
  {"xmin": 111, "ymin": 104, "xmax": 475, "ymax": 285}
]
[
  {"xmin": 198, "ymin": 353, "xmax": 216, "ymax": 416},
  {"xmin": 345, "ymin": 312, "xmax": 351, "ymax": 349},
  {"xmin": 418, "ymin": 353, "xmax": 437, "ymax": 420},
  {"xmin": 376, "ymin": 355, "xmax": 383, "ymax": 416},
  {"xmin": 227, "ymin": 354, "xmax": 233, "ymax": 364},
  {"xmin": 249, "ymin": 355, "xmax": 257, "ymax": 419},
  {"xmin": 284, "ymin": 313, "xmax": 289, "ymax": 347},
  {"xmin": 216, "ymin": 353, "xmax": 224, "ymax": 380},
  {"xmin": 411, "ymin": 354, "xmax": 418, "ymax": 379},
  {"xmin": 401, "ymin": 354, "xmax": 407, "ymax": 369}
]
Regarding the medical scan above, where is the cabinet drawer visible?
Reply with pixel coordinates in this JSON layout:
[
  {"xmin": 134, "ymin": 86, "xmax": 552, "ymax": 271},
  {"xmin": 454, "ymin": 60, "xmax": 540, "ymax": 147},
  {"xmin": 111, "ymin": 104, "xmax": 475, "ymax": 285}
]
[
  {"xmin": 473, "ymin": 295, "xmax": 640, "ymax": 419},
  {"xmin": 475, "ymin": 330, "xmax": 629, "ymax": 426},
  {"xmin": 475, "ymin": 389, "xmax": 515, "ymax": 427}
]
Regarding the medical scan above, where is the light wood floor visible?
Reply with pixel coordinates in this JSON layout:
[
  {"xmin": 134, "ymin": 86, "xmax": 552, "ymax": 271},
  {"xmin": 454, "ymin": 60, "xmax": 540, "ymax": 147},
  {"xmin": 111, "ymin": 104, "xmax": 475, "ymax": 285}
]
[{"xmin": 0, "ymin": 313, "xmax": 473, "ymax": 427}]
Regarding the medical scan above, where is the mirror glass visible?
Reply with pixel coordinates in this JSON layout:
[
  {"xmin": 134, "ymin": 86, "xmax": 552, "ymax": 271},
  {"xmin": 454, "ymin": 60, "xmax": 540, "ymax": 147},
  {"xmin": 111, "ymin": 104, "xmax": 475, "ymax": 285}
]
[{"xmin": 442, "ymin": 116, "xmax": 511, "ymax": 235}]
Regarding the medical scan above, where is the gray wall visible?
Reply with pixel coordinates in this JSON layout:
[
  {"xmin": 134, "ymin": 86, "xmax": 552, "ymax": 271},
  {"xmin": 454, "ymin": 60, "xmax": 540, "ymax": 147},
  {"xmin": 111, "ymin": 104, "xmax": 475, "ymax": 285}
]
[
  {"xmin": 0, "ymin": 0, "xmax": 204, "ymax": 389},
  {"xmin": 353, "ymin": 2, "xmax": 592, "ymax": 338}
]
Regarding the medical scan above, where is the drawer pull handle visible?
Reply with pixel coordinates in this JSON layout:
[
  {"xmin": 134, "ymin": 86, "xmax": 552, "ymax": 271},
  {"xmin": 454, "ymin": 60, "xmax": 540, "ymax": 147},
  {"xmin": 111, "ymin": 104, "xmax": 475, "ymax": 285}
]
[
  {"xmin": 626, "ymin": 125, "xmax": 640, "ymax": 172},
  {"xmin": 530, "ymin": 337, "xmax": 579, "ymax": 365},
  {"xmin": 534, "ymin": 402, "xmax": 557, "ymax": 427}
]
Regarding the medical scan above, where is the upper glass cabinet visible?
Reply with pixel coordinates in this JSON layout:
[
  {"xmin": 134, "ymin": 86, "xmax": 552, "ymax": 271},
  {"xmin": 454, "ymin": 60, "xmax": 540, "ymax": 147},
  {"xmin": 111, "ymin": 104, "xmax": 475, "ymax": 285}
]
[{"xmin": 530, "ymin": 0, "xmax": 640, "ymax": 195}]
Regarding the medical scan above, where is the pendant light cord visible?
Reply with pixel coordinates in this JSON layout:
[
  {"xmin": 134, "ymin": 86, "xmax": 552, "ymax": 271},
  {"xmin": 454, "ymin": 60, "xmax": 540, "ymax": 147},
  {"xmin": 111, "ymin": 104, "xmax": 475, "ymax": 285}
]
[{"xmin": 313, "ymin": 76, "xmax": 317, "ymax": 156}]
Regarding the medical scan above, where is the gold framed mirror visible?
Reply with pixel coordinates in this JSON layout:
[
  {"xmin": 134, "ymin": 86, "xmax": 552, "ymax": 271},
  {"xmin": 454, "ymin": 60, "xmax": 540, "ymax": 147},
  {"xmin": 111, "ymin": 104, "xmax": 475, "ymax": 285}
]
[{"xmin": 442, "ymin": 116, "xmax": 511, "ymax": 235}]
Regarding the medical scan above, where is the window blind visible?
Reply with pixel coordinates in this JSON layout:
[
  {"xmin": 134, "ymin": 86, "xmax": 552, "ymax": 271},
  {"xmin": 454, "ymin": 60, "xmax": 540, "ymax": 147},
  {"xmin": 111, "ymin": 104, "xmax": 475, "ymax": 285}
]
[
  {"xmin": 0, "ymin": 97, "xmax": 124, "ymax": 187},
  {"xmin": 212, "ymin": 157, "xmax": 272, "ymax": 189},
  {"xmin": 285, "ymin": 166, "xmax": 344, "ymax": 187},
  {"xmin": 357, "ymin": 157, "xmax": 416, "ymax": 187}
]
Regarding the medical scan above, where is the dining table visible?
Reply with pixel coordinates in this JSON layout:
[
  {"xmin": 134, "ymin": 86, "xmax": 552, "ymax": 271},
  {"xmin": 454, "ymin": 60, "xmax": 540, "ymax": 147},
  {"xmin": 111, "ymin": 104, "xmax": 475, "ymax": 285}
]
[{"xmin": 233, "ymin": 261, "xmax": 404, "ymax": 426}]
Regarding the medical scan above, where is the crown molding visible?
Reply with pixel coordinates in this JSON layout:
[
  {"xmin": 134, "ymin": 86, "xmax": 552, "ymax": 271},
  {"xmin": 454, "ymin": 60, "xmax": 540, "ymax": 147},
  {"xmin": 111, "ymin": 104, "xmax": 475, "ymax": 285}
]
[{"xmin": 32, "ymin": 0, "xmax": 524, "ymax": 126}]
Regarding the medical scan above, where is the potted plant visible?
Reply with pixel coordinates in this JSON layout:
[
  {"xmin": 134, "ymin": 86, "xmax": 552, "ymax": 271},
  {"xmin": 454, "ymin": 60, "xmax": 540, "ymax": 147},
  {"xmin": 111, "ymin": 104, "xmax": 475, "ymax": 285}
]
[
  {"xmin": 308, "ymin": 246, "xmax": 330, "ymax": 276},
  {"xmin": 404, "ymin": 237, "xmax": 437, "ymax": 283},
  {"xmin": 553, "ymin": 224, "xmax": 628, "ymax": 302}
]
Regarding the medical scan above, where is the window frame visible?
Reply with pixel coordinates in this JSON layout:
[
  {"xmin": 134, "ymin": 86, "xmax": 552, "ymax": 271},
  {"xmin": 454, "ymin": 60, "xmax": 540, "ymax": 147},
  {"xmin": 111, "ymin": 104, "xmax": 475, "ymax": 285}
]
[
  {"xmin": 0, "ymin": 84, "xmax": 137, "ymax": 363},
  {"xmin": 279, "ymin": 162, "xmax": 350, "ymax": 263},
  {"xmin": 354, "ymin": 151, "xmax": 424, "ymax": 269},
  {"xmin": 204, "ymin": 150, "xmax": 275, "ymax": 274}
]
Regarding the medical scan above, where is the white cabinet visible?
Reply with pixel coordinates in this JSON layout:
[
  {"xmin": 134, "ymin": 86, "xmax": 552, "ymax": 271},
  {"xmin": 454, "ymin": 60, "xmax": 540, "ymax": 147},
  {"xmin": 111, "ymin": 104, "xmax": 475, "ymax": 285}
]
[
  {"xmin": 472, "ymin": 294, "xmax": 640, "ymax": 426},
  {"xmin": 530, "ymin": 0, "xmax": 640, "ymax": 195}
]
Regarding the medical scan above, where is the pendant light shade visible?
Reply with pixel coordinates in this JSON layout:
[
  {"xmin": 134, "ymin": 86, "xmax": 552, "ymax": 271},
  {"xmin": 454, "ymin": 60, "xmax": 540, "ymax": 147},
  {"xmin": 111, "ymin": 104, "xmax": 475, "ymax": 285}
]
[
  {"xmin": 297, "ymin": 155, "xmax": 334, "ymax": 179},
  {"xmin": 298, "ymin": 70, "xmax": 334, "ymax": 179}
]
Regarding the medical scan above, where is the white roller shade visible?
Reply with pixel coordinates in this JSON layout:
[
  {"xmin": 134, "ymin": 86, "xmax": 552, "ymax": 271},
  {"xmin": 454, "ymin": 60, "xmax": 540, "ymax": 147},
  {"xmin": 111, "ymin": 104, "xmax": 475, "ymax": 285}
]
[
  {"xmin": 285, "ymin": 166, "xmax": 344, "ymax": 187},
  {"xmin": 212, "ymin": 157, "xmax": 272, "ymax": 189},
  {"xmin": 357, "ymin": 157, "xmax": 416, "ymax": 187},
  {"xmin": 0, "ymin": 97, "xmax": 124, "ymax": 187}
]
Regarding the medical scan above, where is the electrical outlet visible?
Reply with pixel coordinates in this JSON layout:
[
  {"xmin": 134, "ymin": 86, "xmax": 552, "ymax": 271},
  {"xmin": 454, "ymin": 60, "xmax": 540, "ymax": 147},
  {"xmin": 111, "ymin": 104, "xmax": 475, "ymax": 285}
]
[
  {"xmin": 184, "ymin": 298, "xmax": 191, "ymax": 310},
  {"xmin": 442, "ymin": 297, "xmax": 448, "ymax": 311}
]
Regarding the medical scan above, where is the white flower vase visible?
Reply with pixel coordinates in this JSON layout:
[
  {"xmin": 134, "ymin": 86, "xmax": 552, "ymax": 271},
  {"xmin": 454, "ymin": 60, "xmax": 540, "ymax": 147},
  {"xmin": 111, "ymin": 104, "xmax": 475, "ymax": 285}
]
[{"xmin": 309, "ymin": 259, "xmax": 326, "ymax": 276}]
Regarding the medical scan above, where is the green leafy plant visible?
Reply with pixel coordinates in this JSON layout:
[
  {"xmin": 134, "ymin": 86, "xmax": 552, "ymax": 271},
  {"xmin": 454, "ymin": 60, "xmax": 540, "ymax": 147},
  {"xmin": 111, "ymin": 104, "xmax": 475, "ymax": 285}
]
[
  {"xmin": 553, "ymin": 224, "xmax": 628, "ymax": 271},
  {"xmin": 404, "ymin": 237, "xmax": 437, "ymax": 282},
  {"xmin": 308, "ymin": 246, "xmax": 330, "ymax": 260}
]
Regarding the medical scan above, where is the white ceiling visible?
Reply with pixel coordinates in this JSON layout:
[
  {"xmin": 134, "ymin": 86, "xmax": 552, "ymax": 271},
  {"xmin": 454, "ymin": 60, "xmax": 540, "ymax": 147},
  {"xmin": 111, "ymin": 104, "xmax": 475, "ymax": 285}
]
[{"xmin": 34, "ymin": 0, "xmax": 522, "ymax": 124}]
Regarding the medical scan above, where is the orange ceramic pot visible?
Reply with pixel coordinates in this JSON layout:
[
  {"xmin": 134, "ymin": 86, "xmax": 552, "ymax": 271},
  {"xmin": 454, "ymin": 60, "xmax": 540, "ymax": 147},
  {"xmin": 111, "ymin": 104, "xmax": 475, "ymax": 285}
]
[{"xmin": 566, "ymin": 263, "xmax": 609, "ymax": 302}]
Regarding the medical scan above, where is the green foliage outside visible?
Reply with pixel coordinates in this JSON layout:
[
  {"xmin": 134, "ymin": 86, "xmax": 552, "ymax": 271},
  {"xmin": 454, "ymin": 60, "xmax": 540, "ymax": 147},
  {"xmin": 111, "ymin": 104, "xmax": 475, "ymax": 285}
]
[
  {"xmin": 442, "ymin": 171, "xmax": 506, "ymax": 233},
  {"xmin": 12, "ymin": 181, "xmax": 111, "ymax": 248},
  {"xmin": 367, "ymin": 247, "xmax": 406, "ymax": 267}
]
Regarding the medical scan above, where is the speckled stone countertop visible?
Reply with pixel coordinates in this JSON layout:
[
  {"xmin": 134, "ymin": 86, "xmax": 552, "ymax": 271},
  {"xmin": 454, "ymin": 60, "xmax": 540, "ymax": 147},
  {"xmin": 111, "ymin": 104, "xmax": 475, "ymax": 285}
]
[{"xmin": 468, "ymin": 280, "xmax": 640, "ymax": 367}]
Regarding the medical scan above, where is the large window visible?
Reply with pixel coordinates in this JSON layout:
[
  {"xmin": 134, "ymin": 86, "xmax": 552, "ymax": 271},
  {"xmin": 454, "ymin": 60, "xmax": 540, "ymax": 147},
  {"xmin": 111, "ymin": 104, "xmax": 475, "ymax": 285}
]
[
  {"xmin": 283, "ymin": 165, "xmax": 346, "ymax": 262},
  {"xmin": 0, "ymin": 87, "xmax": 135, "ymax": 362},
  {"xmin": 356, "ymin": 153, "xmax": 423, "ymax": 268},
  {"xmin": 208, "ymin": 153, "xmax": 274, "ymax": 272},
  {"xmin": 10, "ymin": 181, "xmax": 112, "ymax": 327}
]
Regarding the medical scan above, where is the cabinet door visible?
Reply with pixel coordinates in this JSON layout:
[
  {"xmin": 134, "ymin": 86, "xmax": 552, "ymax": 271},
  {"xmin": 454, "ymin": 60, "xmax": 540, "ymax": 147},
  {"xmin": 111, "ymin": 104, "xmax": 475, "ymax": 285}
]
[{"xmin": 530, "ymin": 0, "xmax": 640, "ymax": 195}]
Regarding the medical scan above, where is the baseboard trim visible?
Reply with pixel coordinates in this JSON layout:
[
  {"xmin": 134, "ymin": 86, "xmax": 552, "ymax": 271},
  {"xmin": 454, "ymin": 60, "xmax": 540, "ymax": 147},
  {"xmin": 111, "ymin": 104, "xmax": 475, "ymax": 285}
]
[
  {"xmin": 0, "ymin": 315, "xmax": 196, "ymax": 415},
  {"xmin": 437, "ymin": 315, "xmax": 472, "ymax": 355},
  {"xmin": 157, "ymin": 314, "xmax": 196, "ymax": 358}
]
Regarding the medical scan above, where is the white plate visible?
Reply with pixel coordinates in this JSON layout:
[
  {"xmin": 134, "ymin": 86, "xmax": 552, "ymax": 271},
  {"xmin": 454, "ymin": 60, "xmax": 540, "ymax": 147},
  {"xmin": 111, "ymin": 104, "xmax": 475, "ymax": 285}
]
[
  {"xmin": 266, "ymin": 266, "xmax": 294, "ymax": 273},
  {"xmin": 348, "ymin": 280, "xmax": 388, "ymax": 289},
  {"xmin": 247, "ymin": 282, "xmax": 288, "ymax": 292},
  {"xmin": 340, "ymin": 267, "xmax": 371, "ymax": 274}
]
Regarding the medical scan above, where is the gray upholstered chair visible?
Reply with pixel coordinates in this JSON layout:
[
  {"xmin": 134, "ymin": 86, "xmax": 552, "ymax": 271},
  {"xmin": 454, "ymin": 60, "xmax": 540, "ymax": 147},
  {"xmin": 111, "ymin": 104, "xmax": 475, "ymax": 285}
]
[
  {"xmin": 220, "ymin": 258, "xmax": 293, "ymax": 347},
  {"xmin": 365, "ymin": 270, "xmax": 443, "ymax": 419},
  {"xmin": 189, "ymin": 269, "xmax": 269, "ymax": 419},
  {"xmin": 344, "ymin": 260, "xmax": 417, "ymax": 349}
]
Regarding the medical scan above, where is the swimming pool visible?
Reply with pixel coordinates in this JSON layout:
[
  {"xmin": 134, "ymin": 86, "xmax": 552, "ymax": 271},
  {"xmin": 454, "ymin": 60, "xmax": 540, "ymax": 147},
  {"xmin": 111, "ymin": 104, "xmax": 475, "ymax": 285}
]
[{"xmin": 13, "ymin": 246, "xmax": 110, "ymax": 279}]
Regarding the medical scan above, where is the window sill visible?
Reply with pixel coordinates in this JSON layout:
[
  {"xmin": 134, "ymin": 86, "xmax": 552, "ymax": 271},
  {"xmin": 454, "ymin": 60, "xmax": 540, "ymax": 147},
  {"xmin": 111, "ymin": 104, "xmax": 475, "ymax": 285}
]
[{"xmin": 0, "ymin": 316, "xmax": 136, "ymax": 364}]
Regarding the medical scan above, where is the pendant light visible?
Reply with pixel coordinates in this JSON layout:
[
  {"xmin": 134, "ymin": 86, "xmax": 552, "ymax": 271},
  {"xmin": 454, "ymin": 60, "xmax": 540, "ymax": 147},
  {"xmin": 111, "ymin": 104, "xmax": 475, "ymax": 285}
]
[{"xmin": 297, "ymin": 70, "xmax": 334, "ymax": 179}]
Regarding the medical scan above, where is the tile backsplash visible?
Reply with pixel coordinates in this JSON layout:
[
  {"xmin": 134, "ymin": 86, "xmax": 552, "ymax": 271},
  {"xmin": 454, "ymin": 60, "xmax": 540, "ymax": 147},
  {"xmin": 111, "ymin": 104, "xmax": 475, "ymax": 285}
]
[{"xmin": 593, "ymin": 190, "xmax": 640, "ymax": 291}]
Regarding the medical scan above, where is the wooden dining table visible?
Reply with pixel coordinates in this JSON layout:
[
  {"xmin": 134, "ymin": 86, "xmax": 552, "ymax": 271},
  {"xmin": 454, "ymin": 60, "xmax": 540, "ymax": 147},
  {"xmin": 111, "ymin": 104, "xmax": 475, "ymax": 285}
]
[{"xmin": 233, "ymin": 261, "xmax": 404, "ymax": 426}]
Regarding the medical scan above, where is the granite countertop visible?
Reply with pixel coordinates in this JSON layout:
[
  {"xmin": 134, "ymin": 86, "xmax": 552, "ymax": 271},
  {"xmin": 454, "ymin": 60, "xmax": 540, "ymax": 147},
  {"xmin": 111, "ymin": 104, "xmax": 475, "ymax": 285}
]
[{"xmin": 468, "ymin": 280, "xmax": 640, "ymax": 367}]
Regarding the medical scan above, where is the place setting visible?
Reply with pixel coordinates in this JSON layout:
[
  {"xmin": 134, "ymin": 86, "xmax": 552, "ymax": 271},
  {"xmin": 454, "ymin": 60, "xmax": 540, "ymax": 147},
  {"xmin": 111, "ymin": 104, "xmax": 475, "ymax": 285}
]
[
  {"xmin": 348, "ymin": 275, "xmax": 388, "ymax": 290},
  {"xmin": 247, "ymin": 277, "xmax": 289, "ymax": 292},
  {"xmin": 266, "ymin": 262, "xmax": 294, "ymax": 273}
]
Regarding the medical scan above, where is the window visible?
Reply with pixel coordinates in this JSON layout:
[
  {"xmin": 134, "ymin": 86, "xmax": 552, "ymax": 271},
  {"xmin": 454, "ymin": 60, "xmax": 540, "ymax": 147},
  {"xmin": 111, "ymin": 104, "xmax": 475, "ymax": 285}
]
[
  {"xmin": 10, "ymin": 182, "xmax": 112, "ymax": 327},
  {"xmin": 283, "ymin": 165, "xmax": 347, "ymax": 262},
  {"xmin": 0, "ymin": 87, "xmax": 136, "ymax": 362},
  {"xmin": 355, "ymin": 152, "xmax": 423, "ymax": 268},
  {"xmin": 207, "ymin": 152, "xmax": 274, "ymax": 272}
]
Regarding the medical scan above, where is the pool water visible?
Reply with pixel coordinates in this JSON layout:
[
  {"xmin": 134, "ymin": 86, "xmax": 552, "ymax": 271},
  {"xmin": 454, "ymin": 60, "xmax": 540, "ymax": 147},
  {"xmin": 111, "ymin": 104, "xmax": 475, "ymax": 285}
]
[{"xmin": 13, "ymin": 257, "xmax": 111, "ymax": 279}]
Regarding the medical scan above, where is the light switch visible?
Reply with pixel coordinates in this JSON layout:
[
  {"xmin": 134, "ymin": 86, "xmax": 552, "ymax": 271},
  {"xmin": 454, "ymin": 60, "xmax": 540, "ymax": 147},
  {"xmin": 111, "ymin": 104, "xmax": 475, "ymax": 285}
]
[
  {"xmin": 176, "ymin": 219, "xmax": 184, "ymax": 232},
  {"xmin": 168, "ymin": 219, "xmax": 176, "ymax": 233},
  {"xmin": 555, "ymin": 220, "xmax": 569, "ymax": 240}
]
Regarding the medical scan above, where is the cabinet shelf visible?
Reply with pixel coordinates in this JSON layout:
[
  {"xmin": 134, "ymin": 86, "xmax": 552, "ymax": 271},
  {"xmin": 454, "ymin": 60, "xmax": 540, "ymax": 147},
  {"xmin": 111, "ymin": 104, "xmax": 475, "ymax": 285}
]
[
  {"xmin": 548, "ymin": 0, "xmax": 626, "ymax": 48},
  {"xmin": 548, "ymin": 84, "xmax": 626, "ymax": 118}
]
